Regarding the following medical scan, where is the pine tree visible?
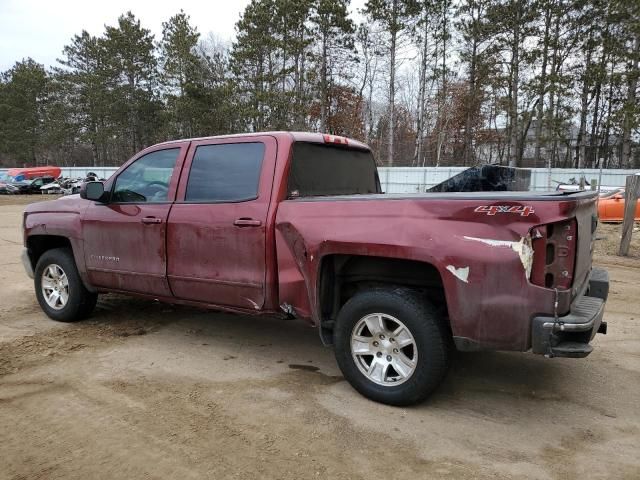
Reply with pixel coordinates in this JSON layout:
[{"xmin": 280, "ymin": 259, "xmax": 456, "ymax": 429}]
[
  {"xmin": 309, "ymin": 0, "xmax": 355, "ymax": 132},
  {"xmin": 159, "ymin": 10, "xmax": 201, "ymax": 137},
  {"xmin": 355, "ymin": 23, "xmax": 384, "ymax": 144},
  {"xmin": 617, "ymin": 0, "xmax": 640, "ymax": 168},
  {"xmin": 103, "ymin": 12, "xmax": 160, "ymax": 155},
  {"xmin": 365, "ymin": 0, "xmax": 420, "ymax": 166},
  {"xmin": 231, "ymin": 0, "xmax": 281, "ymax": 130},
  {"xmin": 456, "ymin": 0, "xmax": 493, "ymax": 166},
  {"xmin": 191, "ymin": 35, "xmax": 240, "ymax": 135},
  {"xmin": 485, "ymin": 0, "xmax": 538, "ymax": 167},
  {"xmin": 56, "ymin": 31, "xmax": 112, "ymax": 165},
  {"xmin": 0, "ymin": 59, "xmax": 48, "ymax": 165}
]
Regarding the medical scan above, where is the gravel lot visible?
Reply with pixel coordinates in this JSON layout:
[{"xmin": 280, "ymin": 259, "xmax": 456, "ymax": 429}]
[{"xmin": 1, "ymin": 195, "xmax": 639, "ymax": 480}]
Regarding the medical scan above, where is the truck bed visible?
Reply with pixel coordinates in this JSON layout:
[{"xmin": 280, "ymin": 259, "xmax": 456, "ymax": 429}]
[{"xmin": 288, "ymin": 190, "xmax": 598, "ymax": 202}]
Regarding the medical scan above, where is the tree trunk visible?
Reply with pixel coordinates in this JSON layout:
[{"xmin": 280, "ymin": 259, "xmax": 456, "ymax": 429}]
[
  {"xmin": 589, "ymin": 83, "xmax": 602, "ymax": 168},
  {"xmin": 366, "ymin": 58, "xmax": 376, "ymax": 145},
  {"xmin": 320, "ymin": 32, "xmax": 328, "ymax": 132},
  {"xmin": 91, "ymin": 121, "xmax": 99, "ymax": 167},
  {"xmin": 509, "ymin": 3, "xmax": 521, "ymax": 167},
  {"xmin": 509, "ymin": 56, "xmax": 519, "ymax": 166},
  {"xmin": 546, "ymin": 13, "xmax": 560, "ymax": 169},
  {"xmin": 463, "ymin": 35, "xmax": 477, "ymax": 166},
  {"xmin": 576, "ymin": 34, "xmax": 593, "ymax": 169},
  {"xmin": 439, "ymin": 0, "xmax": 448, "ymax": 165},
  {"xmin": 621, "ymin": 35, "xmax": 639, "ymax": 168},
  {"xmin": 357, "ymin": 34, "xmax": 370, "ymax": 144},
  {"xmin": 602, "ymin": 61, "xmax": 615, "ymax": 168},
  {"xmin": 388, "ymin": 25, "xmax": 397, "ymax": 166},
  {"xmin": 413, "ymin": 15, "xmax": 429, "ymax": 166},
  {"xmin": 299, "ymin": 27, "xmax": 306, "ymax": 130},
  {"xmin": 534, "ymin": 3, "xmax": 551, "ymax": 166}
]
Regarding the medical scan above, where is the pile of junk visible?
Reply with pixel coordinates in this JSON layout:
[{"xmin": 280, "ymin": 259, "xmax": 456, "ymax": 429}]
[
  {"xmin": 0, "ymin": 172, "xmax": 107, "ymax": 196},
  {"xmin": 40, "ymin": 173, "xmax": 106, "ymax": 195}
]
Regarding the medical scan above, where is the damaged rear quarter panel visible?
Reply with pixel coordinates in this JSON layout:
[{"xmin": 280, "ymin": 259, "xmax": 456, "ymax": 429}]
[{"xmin": 275, "ymin": 195, "xmax": 585, "ymax": 351}]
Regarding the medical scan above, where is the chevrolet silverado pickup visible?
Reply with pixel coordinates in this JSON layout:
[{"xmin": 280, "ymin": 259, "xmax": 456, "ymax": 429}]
[{"xmin": 21, "ymin": 132, "xmax": 609, "ymax": 405}]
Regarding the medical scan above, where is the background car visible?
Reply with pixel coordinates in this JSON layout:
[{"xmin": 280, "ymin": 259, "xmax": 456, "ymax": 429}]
[
  {"xmin": 16, "ymin": 176, "xmax": 57, "ymax": 194},
  {"xmin": 0, "ymin": 176, "xmax": 56, "ymax": 195},
  {"xmin": 598, "ymin": 191, "xmax": 640, "ymax": 222},
  {"xmin": 0, "ymin": 181, "xmax": 23, "ymax": 194},
  {"xmin": 1, "ymin": 166, "xmax": 61, "ymax": 182}
]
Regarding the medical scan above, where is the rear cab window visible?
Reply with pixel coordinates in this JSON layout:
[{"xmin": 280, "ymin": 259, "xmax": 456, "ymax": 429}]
[{"xmin": 287, "ymin": 142, "xmax": 380, "ymax": 198}]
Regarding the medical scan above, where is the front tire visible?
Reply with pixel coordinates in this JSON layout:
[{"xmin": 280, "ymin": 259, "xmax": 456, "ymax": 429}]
[
  {"xmin": 334, "ymin": 288, "xmax": 450, "ymax": 406},
  {"xmin": 34, "ymin": 248, "xmax": 97, "ymax": 322}
]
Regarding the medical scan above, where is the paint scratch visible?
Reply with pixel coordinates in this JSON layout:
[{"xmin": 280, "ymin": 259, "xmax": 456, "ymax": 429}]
[
  {"xmin": 446, "ymin": 265, "xmax": 470, "ymax": 283},
  {"xmin": 463, "ymin": 235, "xmax": 534, "ymax": 277},
  {"xmin": 243, "ymin": 297, "xmax": 260, "ymax": 310}
]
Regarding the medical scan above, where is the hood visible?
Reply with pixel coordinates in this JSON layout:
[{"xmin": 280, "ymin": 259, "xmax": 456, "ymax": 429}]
[{"xmin": 24, "ymin": 194, "xmax": 86, "ymax": 214}]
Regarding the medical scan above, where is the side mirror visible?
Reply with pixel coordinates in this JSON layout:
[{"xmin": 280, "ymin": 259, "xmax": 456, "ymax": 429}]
[{"xmin": 80, "ymin": 181, "xmax": 105, "ymax": 201}]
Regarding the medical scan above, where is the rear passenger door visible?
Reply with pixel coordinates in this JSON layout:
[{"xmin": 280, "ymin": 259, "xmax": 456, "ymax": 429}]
[{"xmin": 166, "ymin": 136, "xmax": 277, "ymax": 310}]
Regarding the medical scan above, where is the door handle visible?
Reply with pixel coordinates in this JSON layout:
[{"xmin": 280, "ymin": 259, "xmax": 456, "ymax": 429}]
[
  {"xmin": 234, "ymin": 218, "xmax": 262, "ymax": 227},
  {"xmin": 141, "ymin": 216, "xmax": 163, "ymax": 224}
]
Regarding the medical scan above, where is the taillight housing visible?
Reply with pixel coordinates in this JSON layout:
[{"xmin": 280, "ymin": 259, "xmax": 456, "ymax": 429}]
[
  {"xmin": 530, "ymin": 218, "xmax": 577, "ymax": 290},
  {"xmin": 323, "ymin": 134, "xmax": 349, "ymax": 145}
]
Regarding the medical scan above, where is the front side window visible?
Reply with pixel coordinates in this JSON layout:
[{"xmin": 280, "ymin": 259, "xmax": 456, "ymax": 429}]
[
  {"xmin": 112, "ymin": 148, "xmax": 180, "ymax": 203},
  {"xmin": 185, "ymin": 143, "xmax": 265, "ymax": 202}
]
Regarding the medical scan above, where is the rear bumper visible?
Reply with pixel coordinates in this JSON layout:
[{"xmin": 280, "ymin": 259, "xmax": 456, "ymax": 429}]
[{"xmin": 531, "ymin": 267, "xmax": 609, "ymax": 358}]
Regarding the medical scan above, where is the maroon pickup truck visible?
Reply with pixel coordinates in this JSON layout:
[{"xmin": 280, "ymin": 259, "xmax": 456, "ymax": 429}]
[{"xmin": 22, "ymin": 132, "xmax": 609, "ymax": 405}]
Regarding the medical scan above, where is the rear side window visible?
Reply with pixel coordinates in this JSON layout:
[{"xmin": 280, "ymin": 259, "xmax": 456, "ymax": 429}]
[
  {"xmin": 185, "ymin": 143, "xmax": 264, "ymax": 202},
  {"xmin": 288, "ymin": 142, "xmax": 380, "ymax": 197}
]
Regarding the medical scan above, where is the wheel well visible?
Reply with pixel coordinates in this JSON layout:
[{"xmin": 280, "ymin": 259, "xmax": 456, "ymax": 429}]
[
  {"xmin": 26, "ymin": 235, "xmax": 73, "ymax": 270},
  {"xmin": 318, "ymin": 255, "xmax": 449, "ymax": 345}
]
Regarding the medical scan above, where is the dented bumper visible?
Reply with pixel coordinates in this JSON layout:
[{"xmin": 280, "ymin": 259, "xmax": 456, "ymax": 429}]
[{"xmin": 531, "ymin": 267, "xmax": 609, "ymax": 358}]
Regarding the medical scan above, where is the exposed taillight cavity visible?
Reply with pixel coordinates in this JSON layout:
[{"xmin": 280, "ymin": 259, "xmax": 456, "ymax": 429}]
[{"xmin": 530, "ymin": 218, "xmax": 577, "ymax": 290}]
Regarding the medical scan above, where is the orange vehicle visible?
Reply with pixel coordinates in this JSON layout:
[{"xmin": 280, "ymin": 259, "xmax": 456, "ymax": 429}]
[
  {"xmin": 598, "ymin": 191, "xmax": 640, "ymax": 222},
  {"xmin": 0, "ymin": 166, "xmax": 61, "ymax": 183}
]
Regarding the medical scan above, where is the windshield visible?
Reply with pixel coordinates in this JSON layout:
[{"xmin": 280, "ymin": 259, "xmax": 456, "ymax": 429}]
[
  {"xmin": 287, "ymin": 142, "xmax": 380, "ymax": 198},
  {"xmin": 0, "ymin": 173, "xmax": 14, "ymax": 182}
]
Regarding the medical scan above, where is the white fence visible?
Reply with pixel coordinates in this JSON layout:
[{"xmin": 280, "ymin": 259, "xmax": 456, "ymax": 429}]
[
  {"xmin": 2, "ymin": 166, "xmax": 638, "ymax": 193},
  {"xmin": 0, "ymin": 167, "xmax": 118, "ymax": 180},
  {"xmin": 377, "ymin": 167, "xmax": 639, "ymax": 193},
  {"xmin": 59, "ymin": 167, "xmax": 118, "ymax": 180}
]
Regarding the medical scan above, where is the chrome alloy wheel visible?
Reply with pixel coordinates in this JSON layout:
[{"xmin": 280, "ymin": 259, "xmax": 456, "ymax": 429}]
[
  {"xmin": 41, "ymin": 264, "xmax": 69, "ymax": 310},
  {"xmin": 350, "ymin": 313, "xmax": 418, "ymax": 386}
]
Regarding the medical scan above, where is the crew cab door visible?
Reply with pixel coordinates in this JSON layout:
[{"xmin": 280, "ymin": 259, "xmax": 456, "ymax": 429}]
[
  {"xmin": 82, "ymin": 143, "xmax": 188, "ymax": 296},
  {"xmin": 166, "ymin": 136, "xmax": 276, "ymax": 310}
]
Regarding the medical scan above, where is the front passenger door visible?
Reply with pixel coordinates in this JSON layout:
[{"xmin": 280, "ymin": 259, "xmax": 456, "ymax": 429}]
[{"xmin": 82, "ymin": 144, "xmax": 188, "ymax": 296}]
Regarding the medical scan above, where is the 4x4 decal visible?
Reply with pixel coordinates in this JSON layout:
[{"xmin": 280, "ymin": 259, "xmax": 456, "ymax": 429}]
[{"xmin": 474, "ymin": 205, "xmax": 535, "ymax": 217}]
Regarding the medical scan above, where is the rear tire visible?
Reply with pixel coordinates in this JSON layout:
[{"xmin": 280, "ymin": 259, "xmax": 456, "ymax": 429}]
[
  {"xmin": 34, "ymin": 248, "xmax": 97, "ymax": 322},
  {"xmin": 334, "ymin": 288, "xmax": 450, "ymax": 406}
]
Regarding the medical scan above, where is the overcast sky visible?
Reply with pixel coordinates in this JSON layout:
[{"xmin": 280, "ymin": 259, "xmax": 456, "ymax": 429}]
[{"xmin": 0, "ymin": 0, "xmax": 367, "ymax": 72}]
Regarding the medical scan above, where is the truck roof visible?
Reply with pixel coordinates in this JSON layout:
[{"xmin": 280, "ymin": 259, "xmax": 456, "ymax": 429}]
[{"xmin": 155, "ymin": 131, "xmax": 370, "ymax": 151}]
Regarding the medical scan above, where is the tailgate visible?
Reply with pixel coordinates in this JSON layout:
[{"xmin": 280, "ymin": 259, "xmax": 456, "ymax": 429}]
[{"xmin": 572, "ymin": 196, "xmax": 598, "ymax": 298}]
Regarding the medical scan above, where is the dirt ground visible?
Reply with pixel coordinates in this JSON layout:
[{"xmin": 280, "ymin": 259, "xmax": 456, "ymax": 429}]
[{"xmin": 0, "ymin": 195, "xmax": 639, "ymax": 480}]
